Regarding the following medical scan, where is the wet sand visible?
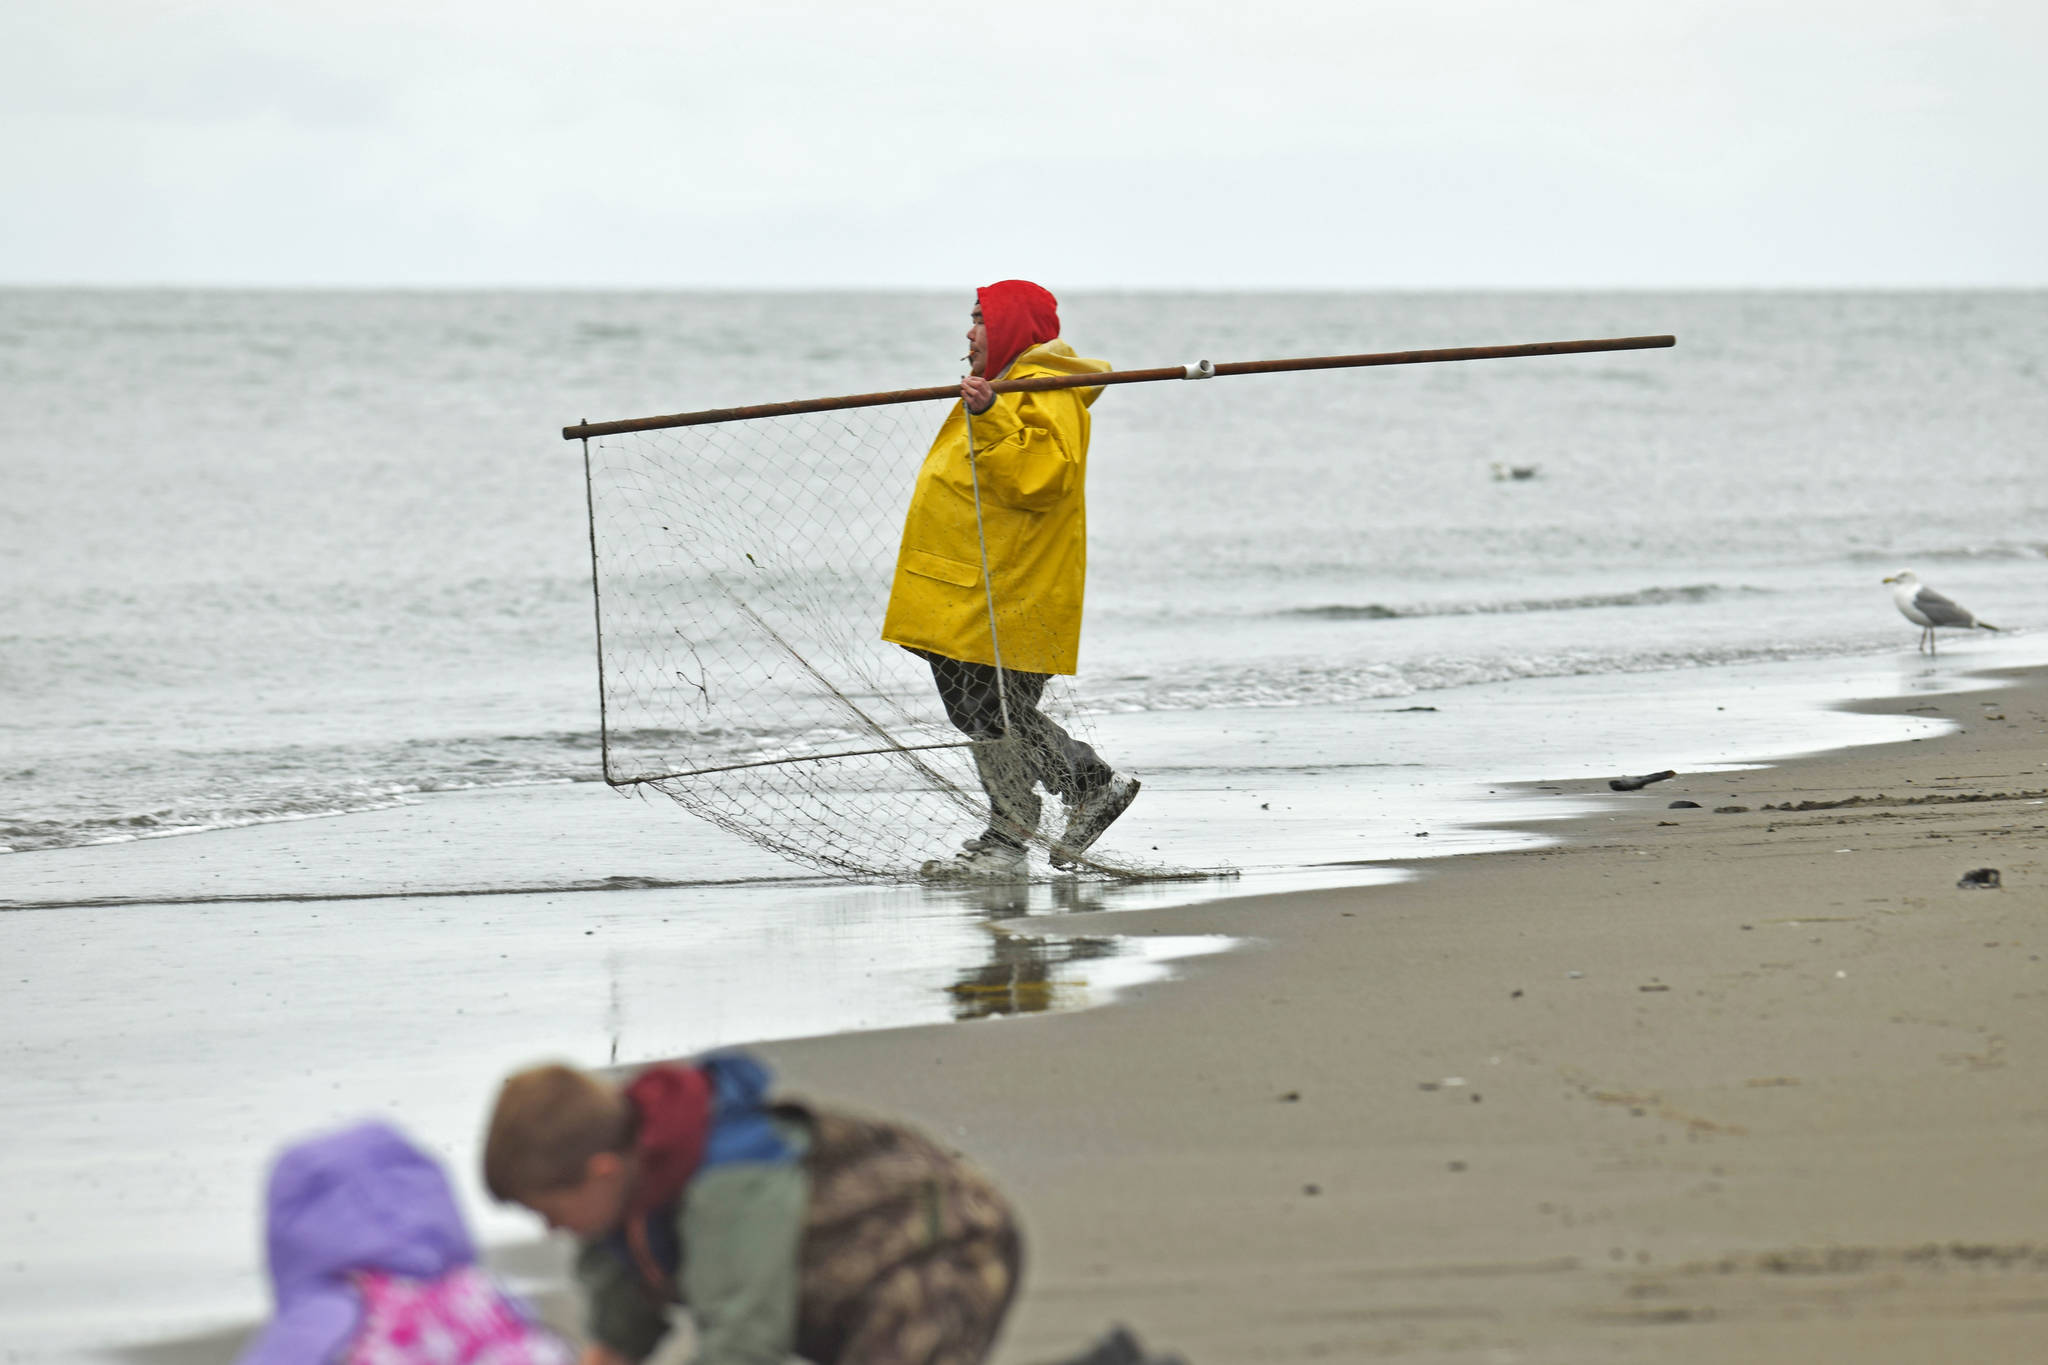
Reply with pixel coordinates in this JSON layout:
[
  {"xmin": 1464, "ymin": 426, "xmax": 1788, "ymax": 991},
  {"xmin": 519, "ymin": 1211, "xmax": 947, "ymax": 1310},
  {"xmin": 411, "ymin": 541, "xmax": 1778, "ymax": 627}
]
[
  {"xmin": 29, "ymin": 658, "xmax": 2048, "ymax": 1363},
  {"xmin": 745, "ymin": 667, "xmax": 2048, "ymax": 1364}
]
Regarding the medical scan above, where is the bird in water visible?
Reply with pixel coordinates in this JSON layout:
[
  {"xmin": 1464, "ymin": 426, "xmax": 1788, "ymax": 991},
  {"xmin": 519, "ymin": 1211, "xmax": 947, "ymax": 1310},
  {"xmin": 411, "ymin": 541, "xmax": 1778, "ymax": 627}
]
[{"xmin": 1882, "ymin": 570, "xmax": 1999, "ymax": 654}]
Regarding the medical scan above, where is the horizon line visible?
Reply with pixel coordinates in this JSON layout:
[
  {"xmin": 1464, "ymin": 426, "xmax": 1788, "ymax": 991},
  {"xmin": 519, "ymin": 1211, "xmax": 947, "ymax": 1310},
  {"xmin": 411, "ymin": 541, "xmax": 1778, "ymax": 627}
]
[{"xmin": 4, "ymin": 280, "xmax": 2045, "ymax": 294}]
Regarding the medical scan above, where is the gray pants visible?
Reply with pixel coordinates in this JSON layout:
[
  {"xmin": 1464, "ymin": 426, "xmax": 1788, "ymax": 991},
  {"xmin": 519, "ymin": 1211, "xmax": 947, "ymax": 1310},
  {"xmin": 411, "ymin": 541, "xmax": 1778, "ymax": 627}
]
[{"xmin": 920, "ymin": 652, "xmax": 1112, "ymax": 847}]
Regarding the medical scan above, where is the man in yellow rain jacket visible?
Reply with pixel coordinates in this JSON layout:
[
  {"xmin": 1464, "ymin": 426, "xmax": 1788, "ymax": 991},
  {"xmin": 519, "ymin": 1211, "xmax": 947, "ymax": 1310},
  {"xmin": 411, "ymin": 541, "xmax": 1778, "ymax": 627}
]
[{"xmin": 881, "ymin": 281, "xmax": 1140, "ymax": 880}]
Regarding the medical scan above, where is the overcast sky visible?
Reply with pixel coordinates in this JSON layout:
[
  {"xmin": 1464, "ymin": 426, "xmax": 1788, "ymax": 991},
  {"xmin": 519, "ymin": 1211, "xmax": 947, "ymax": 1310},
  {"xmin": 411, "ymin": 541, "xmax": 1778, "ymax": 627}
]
[{"xmin": 5, "ymin": 0, "xmax": 2043, "ymax": 288}]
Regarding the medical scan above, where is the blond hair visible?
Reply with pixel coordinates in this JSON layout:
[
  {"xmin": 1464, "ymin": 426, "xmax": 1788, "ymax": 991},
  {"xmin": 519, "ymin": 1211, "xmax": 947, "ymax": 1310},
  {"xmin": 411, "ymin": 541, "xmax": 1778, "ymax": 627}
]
[{"xmin": 483, "ymin": 1063, "xmax": 632, "ymax": 1200}]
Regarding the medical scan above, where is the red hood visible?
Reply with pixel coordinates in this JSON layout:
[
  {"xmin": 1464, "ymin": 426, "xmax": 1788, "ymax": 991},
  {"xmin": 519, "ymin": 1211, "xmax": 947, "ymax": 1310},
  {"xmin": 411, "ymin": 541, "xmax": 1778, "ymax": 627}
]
[
  {"xmin": 978, "ymin": 279, "xmax": 1061, "ymax": 378},
  {"xmin": 623, "ymin": 1064, "xmax": 711, "ymax": 1218}
]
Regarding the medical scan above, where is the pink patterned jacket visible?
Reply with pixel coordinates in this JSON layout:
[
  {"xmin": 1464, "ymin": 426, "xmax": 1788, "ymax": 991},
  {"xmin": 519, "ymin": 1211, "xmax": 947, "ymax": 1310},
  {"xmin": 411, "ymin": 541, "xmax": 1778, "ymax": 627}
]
[{"xmin": 347, "ymin": 1267, "xmax": 573, "ymax": 1365}]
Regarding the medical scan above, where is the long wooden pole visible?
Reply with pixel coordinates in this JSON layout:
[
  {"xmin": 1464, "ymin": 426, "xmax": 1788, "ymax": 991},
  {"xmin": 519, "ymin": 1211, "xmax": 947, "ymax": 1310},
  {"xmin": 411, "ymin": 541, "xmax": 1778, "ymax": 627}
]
[{"xmin": 562, "ymin": 333, "xmax": 1675, "ymax": 440}]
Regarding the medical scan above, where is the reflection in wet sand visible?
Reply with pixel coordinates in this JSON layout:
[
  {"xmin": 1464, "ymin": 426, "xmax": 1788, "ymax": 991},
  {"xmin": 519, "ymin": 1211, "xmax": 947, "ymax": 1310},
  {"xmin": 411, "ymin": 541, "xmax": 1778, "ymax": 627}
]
[
  {"xmin": 949, "ymin": 926, "xmax": 1124, "ymax": 1019},
  {"xmin": 937, "ymin": 880, "xmax": 1235, "ymax": 1020}
]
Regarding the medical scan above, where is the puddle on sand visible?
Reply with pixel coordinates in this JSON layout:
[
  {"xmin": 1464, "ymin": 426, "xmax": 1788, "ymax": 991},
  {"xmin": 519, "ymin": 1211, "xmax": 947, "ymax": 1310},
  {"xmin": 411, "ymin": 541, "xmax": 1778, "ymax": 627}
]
[
  {"xmin": 899, "ymin": 872, "xmax": 1242, "ymax": 1022},
  {"xmin": 948, "ymin": 921, "xmax": 1236, "ymax": 1020}
]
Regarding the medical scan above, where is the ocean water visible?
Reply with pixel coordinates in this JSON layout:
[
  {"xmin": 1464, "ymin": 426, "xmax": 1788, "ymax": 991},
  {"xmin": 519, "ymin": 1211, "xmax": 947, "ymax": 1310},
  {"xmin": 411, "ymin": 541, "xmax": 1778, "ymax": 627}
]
[{"xmin": 4, "ymin": 288, "xmax": 2045, "ymax": 860}]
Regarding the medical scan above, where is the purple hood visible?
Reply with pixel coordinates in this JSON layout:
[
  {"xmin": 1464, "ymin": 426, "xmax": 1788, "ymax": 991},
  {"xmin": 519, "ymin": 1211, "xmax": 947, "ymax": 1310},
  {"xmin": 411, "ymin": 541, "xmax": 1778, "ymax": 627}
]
[{"xmin": 237, "ymin": 1120, "xmax": 474, "ymax": 1365}]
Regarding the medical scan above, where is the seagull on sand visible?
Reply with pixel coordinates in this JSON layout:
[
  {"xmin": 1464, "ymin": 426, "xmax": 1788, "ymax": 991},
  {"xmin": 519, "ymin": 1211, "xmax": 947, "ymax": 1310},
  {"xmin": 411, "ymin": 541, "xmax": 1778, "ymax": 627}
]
[{"xmin": 1882, "ymin": 570, "xmax": 1999, "ymax": 654}]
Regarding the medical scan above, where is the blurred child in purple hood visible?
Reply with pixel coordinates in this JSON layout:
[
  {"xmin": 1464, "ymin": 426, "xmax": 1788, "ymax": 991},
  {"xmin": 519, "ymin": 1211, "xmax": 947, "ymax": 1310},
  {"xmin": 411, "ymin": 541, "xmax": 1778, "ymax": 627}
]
[{"xmin": 239, "ymin": 1119, "xmax": 569, "ymax": 1365}]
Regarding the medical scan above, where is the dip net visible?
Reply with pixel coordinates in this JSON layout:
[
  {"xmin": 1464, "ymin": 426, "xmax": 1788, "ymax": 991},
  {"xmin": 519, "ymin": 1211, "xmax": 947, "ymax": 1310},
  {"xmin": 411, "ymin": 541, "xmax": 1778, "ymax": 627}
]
[
  {"xmin": 577, "ymin": 401, "xmax": 1178, "ymax": 882},
  {"xmin": 573, "ymin": 334, "xmax": 1676, "ymax": 881}
]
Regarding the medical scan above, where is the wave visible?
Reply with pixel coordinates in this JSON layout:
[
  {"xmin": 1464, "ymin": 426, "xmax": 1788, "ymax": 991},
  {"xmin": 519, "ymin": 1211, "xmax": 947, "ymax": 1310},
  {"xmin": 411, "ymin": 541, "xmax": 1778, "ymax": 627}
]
[
  {"xmin": 3, "ymin": 870, "xmax": 824, "ymax": 914},
  {"xmin": 0, "ymin": 774, "xmax": 602, "ymax": 856},
  {"xmin": 0, "ymin": 630, "xmax": 1940, "ymax": 860},
  {"xmin": 0, "ymin": 800, "xmax": 417, "ymax": 856},
  {"xmin": 1846, "ymin": 544, "xmax": 2048, "ymax": 565},
  {"xmin": 0, "ymin": 718, "xmax": 916, "ymax": 856},
  {"xmin": 1284, "ymin": 583, "xmax": 1764, "ymax": 622},
  {"xmin": 1077, "ymin": 635, "xmax": 1905, "ymax": 715}
]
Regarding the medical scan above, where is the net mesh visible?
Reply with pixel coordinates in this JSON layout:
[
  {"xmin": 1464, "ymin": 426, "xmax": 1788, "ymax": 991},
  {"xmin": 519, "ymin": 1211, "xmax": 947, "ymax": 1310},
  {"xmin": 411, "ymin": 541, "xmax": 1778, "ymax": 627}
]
[{"xmin": 580, "ymin": 399, "xmax": 1187, "ymax": 882}]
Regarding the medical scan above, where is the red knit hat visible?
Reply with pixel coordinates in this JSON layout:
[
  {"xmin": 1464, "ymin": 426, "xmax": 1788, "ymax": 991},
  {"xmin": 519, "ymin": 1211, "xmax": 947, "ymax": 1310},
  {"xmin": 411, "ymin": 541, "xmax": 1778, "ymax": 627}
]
[{"xmin": 977, "ymin": 280, "xmax": 1060, "ymax": 378}]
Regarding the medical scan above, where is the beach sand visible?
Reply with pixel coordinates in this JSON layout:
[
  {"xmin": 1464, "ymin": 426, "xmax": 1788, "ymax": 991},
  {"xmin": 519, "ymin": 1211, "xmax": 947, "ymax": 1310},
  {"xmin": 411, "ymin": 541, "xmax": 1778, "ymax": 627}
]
[
  {"xmin": 31, "ymin": 660, "xmax": 2048, "ymax": 1364},
  {"xmin": 736, "ymin": 667, "xmax": 2048, "ymax": 1364}
]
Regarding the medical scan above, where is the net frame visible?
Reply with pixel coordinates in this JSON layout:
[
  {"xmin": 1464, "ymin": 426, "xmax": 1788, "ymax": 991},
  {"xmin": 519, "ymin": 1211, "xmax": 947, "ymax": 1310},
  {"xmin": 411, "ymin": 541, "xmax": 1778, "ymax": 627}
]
[{"xmin": 579, "ymin": 399, "xmax": 1163, "ymax": 881}]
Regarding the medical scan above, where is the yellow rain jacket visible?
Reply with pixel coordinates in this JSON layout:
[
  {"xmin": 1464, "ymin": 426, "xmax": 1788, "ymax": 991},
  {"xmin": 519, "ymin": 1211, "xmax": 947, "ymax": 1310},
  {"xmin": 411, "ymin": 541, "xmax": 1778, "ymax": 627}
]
[{"xmin": 880, "ymin": 340, "xmax": 1112, "ymax": 675}]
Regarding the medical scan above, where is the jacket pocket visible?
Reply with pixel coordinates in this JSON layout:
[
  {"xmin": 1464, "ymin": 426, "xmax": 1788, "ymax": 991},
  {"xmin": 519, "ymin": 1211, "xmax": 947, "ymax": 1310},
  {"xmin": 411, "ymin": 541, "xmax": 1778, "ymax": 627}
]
[
  {"xmin": 974, "ymin": 428, "xmax": 1074, "ymax": 511},
  {"xmin": 902, "ymin": 550, "xmax": 980, "ymax": 588}
]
